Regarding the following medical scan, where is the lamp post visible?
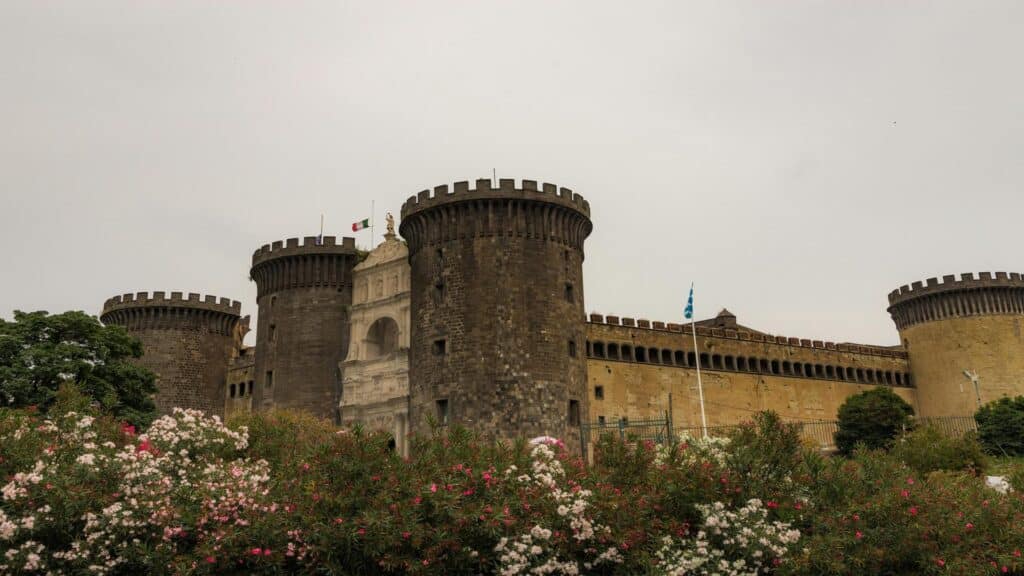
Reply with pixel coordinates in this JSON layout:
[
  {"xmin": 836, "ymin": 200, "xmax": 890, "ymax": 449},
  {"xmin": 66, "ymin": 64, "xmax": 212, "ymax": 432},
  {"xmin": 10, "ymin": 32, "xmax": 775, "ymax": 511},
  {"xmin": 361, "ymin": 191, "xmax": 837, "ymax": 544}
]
[{"xmin": 962, "ymin": 370, "xmax": 982, "ymax": 408}]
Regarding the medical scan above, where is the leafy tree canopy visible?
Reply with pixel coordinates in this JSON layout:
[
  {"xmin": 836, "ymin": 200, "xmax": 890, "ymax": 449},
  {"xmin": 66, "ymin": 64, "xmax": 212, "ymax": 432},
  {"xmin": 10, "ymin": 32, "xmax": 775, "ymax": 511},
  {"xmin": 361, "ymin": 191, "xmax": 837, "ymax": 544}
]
[
  {"xmin": 0, "ymin": 310, "xmax": 157, "ymax": 426},
  {"xmin": 974, "ymin": 396, "xmax": 1024, "ymax": 456},
  {"xmin": 834, "ymin": 386, "xmax": 915, "ymax": 455}
]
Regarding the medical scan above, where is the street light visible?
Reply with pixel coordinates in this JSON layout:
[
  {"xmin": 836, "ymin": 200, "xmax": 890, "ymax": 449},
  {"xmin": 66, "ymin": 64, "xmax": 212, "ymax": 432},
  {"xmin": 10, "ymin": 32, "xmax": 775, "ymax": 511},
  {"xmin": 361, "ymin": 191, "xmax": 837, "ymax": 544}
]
[{"xmin": 962, "ymin": 370, "xmax": 982, "ymax": 408}]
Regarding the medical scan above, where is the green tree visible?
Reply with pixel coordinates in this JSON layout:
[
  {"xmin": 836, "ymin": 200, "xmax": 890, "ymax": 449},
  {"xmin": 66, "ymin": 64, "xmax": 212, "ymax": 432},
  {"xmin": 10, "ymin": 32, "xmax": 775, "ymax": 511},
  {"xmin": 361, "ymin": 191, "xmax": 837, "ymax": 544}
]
[
  {"xmin": 974, "ymin": 396, "xmax": 1024, "ymax": 456},
  {"xmin": 0, "ymin": 310, "xmax": 157, "ymax": 426},
  {"xmin": 834, "ymin": 387, "xmax": 914, "ymax": 456}
]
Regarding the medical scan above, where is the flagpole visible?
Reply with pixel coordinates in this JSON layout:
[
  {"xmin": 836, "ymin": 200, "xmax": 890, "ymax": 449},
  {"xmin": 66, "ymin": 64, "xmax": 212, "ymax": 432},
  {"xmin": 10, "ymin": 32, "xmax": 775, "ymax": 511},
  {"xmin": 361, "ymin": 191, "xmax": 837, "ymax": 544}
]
[
  {"xmin": 320, "ymin": 214, "xmax": 324, "ymax": 238},
  {"xmin": 370, "ymin": 200, "xmax": 375, "ymax": 248},
  {"xmin": 689, "ymin": 282, "xmax": 709, "ymax": 438}
]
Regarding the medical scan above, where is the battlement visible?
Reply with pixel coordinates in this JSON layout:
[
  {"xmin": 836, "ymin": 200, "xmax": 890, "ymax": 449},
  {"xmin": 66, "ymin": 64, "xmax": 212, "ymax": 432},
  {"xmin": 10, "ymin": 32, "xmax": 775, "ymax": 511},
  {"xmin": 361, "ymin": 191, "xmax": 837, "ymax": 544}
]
[
  {"xmin": 102, "ymin": 291, "xmax": 241, "ymax": 317},
  {"xmin": 587, "ymin": 313, "xmax": 906, "ymax": 359},
  {"xmin": 251, "ymin": 235, "xmax": 358, "ymax": 267},
  {"xmin": 887, "ymin": 272, "xmax": 1024, "ymax": 330},
  {"xmin": 887, "ymin": 272, "xmax": 1024, "ymax": 305},
  {"xmin": 399, "ymin": 178, "xmax": 590, "ymax": 221}
]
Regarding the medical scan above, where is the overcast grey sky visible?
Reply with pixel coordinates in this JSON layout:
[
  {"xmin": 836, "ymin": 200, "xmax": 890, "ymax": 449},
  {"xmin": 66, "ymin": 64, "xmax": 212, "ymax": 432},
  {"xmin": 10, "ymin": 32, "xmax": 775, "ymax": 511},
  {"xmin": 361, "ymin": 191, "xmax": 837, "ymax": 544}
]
[{"xmin": 2, "ymin": 1, "xmax": 1022, "ymax": 346}]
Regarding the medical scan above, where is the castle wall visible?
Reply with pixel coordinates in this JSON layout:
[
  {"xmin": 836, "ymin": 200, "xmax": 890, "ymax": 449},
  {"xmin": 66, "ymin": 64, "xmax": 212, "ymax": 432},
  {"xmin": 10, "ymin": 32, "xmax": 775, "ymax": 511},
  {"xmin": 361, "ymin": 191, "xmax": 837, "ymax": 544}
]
[
  {"xmin": 888, "ymin": 272, "xmax": 1024, "ymax": 417},
  {"xmin": 586, "ymin": 318, "xmax": 916, "ymax": 426},
  {"xmin": 250, "ymin": 236, "xmax": 359, "ymax": 420},
  {"xmin": 400, "ymin": 179, "xmax": 592, "ymax": 445},
  {"xmin": 225, "ymin": 348, "xmax": 255, "ymax": 419},
  {"xmin": 100, "ymin": 292, "xmax": 242, "ymax": 417}
]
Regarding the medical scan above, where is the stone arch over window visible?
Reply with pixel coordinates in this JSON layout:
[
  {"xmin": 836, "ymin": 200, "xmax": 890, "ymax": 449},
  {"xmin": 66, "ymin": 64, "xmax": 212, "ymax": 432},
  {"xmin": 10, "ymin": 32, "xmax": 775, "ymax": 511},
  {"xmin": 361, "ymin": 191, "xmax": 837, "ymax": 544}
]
[
  {"xmin": 365, "ymin": 316, "xmax": 400, "ymax": 359},
  {"xmin": 608, "ymin": 343, "xmax": 619, "ymax": 360}
]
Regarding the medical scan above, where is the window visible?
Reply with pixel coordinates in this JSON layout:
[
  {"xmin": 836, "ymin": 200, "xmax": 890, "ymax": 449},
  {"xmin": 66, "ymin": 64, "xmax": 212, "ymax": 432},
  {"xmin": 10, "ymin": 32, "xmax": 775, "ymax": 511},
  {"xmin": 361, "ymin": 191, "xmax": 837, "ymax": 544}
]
[
  {"xmin": 270, "ymin": 295, "xmax": 276, "ymax": 309},
  {"xmin": 436, "ymin": 399, "xmax": 449, "ymax": 425},
  {"xmin": 564, "ymin": 283, "xmax": 574, "ymax": 303},
  {"xmin": 725, "ymin": 356, "xmax": 736, "ymax": 371},
  {"xmin": 265, "ymin": 370, "xmax": 273, "ymax": 388},
  {"xmin": 269, "ymin": 324, "xmax": 276, "ymax": 343},
  {"xmin": 634, "ymin": 347, "xmax": 646, "ymax": 362},
  {"xmin": 568, "ymin": 340, "xmax": 577, "ymax": 357},
  {"xmin": 230, "ymin": 384, "xmax": 236, "ymax": 398},
  {"xmin": 568, "ymin": 400, "xmax": 580, "ymax": 426},
  {"xmin": 597, "ymin": 415, "xmax": 606, "ymax": 425},
  {"xmin": 248, "ymin": 381, "xmax": 253, "ymax": 395},
  {"xmin": 594, "ymin": 385, "xmax": 604, "ymax": 400},
  {"xmin": 607, "ymin": 343, "xmax": 619, "ymax": 360},
  {"xmin": 675, "ymin": 350, "xmax": 685, "ymax": 365},
  {"xmin": 434, "ymin": 281, "xmax": 445, "ymax": 303},
  {"xmin": 593, "ymin": 342, "xmax": 606, "ymax": 358},
  {"xmin": 432, "ymin": 339, "xmax": 447, "ymax": 356}
]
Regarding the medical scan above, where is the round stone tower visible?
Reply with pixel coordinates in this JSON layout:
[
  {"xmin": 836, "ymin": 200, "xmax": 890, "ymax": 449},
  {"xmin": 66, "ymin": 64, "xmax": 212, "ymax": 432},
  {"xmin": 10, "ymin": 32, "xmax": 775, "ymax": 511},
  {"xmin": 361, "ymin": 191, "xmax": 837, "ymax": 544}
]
[
  {"xmin": 100, "ymin": 291, "xmax": 243, "ymax": 416},
  {"xmin": 249, "ymin": 235, "xmax": 359, "ymax": 420},
  {"xmin": 887, "ymin": 272, "xmax": 1024, "ymax": 417},
  {"xmin": 399, "ymin": 178, "xmax": 593, "ymax": 443}
]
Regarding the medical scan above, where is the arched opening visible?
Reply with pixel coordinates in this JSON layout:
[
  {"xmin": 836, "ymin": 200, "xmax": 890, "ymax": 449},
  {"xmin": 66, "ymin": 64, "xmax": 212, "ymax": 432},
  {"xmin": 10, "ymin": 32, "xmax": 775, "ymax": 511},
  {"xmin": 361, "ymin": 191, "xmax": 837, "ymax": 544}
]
[{"xmin": 365, "ymin": 317, "xmax": 400, "ymax": 359}]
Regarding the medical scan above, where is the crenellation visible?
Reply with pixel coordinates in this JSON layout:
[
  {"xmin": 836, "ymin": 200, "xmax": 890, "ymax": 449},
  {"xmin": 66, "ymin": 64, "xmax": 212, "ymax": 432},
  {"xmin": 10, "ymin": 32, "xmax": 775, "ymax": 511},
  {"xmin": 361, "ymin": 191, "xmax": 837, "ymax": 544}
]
[{"xmin": 887, "ymin": 272, "xmax": 1024, "ymax": 330}]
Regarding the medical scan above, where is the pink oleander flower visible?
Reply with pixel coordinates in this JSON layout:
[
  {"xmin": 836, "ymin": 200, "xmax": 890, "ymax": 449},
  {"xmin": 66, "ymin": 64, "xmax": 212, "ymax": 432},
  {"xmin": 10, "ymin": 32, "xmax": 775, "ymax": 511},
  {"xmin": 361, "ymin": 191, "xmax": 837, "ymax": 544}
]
[
  {"xmin": 429, "ymin": 483, "xmax": 437, "ymax": 493},
  {"xmin": 855, "ymin": 531, "xmax": 863, "ymax": 540},
  {"xmin": 251, "ymin": 548, "xmax": 262, "ymax": 556}
]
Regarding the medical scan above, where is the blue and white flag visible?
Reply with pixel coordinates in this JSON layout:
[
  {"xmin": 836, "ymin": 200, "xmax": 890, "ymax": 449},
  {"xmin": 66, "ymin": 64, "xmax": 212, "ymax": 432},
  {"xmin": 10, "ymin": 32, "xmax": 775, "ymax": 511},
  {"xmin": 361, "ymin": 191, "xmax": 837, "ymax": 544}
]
[{"xmin": 684, "ymin": 285, "xmax": 694, "ymax": 320}]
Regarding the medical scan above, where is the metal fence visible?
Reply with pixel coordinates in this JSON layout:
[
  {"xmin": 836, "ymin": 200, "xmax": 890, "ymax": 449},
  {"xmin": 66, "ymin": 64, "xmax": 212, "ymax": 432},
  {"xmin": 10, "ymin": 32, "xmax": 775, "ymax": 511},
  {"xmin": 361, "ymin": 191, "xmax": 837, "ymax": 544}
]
[{"xmin": 579, "ymin": 415, "xmax": 979, "ymax": 459}]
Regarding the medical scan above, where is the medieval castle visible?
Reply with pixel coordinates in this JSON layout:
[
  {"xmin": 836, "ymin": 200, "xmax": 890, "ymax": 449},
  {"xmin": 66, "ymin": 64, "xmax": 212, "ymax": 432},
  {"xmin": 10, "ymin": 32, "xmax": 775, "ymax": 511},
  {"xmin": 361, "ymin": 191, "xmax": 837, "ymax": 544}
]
[{"xmin": 99, "ymin": 178, "xmax": 1024, "ymax": 453}]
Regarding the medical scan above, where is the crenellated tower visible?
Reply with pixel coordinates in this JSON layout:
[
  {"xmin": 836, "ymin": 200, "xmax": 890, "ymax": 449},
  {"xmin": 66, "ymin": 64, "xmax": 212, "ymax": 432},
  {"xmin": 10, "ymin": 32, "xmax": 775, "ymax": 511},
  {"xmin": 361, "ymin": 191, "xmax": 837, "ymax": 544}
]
[
  {"xmin": 100, "ymin": 291, "xmax": 243, "ymax": 416},
  {"xmin": 888, "ymin": 272, "xmax": 1024, "ymax": 417},
  {"xmin": 400, "ymin": 178, "xmax": 593, "ymax": 444},
  {"xmin": 249, "ymin": 236, "xmax": 359, "ymax": 420}
]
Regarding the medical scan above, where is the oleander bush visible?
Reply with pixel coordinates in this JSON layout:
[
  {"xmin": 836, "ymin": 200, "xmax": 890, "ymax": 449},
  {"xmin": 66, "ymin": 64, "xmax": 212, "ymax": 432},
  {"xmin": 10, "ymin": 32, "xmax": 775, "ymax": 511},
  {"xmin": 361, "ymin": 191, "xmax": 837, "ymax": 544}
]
[
  {"xmin": 975, "ymin": 396, "xmax": 1024, "ymax": 457},
  {"xmin": 892, "ymin": 424, "xmax": 990, "ymax": 476},
  {"xmin": 2, "ymin": 384, "xmax": 1023, "ymax": 575}
]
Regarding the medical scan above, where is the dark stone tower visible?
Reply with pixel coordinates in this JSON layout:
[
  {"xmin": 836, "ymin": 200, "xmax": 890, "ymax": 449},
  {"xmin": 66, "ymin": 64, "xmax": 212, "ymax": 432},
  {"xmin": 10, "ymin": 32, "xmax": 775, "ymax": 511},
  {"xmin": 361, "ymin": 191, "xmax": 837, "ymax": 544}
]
[
  {"xmin": 249, "ymin": 236, "xmax": 359, "ymax": 419},
  {"xmin": 400, "ymin": 178, "xmax": 593, "ymax": 443},
  {"xmin": 100, "ymin": 291, "xmax": 243, "ymax": 416}
]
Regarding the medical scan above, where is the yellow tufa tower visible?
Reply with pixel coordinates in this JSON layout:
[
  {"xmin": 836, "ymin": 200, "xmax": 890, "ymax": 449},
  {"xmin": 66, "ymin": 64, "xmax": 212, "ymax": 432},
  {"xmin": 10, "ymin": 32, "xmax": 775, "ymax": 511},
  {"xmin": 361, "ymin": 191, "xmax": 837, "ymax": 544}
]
[{"xmin": 888, "ymin": 272, "xmax": 1024, "ymax": 417}]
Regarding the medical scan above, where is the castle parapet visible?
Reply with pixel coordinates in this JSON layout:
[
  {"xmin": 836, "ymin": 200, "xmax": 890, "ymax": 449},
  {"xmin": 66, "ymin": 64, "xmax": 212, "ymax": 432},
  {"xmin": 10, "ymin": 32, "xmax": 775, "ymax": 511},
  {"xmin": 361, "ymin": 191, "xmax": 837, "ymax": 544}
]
[
  {"xmin": 586, "ymin": 312, "xmax": 906, "ymax": 359},
  {"xmin": 399, "ymin": 179, "xmax": 593, "ymax": 256},
  {"xmin": 400, "ymin": 178, "xmax": 590, "ymax": 220},
  {"xmin": 887, "ymin": 272, "xmax": 1024, "ymax": 330},
  {"xmin": 251, "ymin": 235, "xmax": 358, "ymax": 267},
  {"xmin": 102, "ymin": 291, "xmax": 241, "ymax": 318}
]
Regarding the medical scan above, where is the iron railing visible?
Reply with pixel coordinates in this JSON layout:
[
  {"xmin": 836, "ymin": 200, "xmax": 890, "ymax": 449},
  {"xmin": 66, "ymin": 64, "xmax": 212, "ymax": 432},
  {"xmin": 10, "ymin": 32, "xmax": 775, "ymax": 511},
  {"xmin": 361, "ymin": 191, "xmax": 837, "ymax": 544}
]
[{"xmin": 579, "ymin": 415, "xmax": 979, "ymax": 459}]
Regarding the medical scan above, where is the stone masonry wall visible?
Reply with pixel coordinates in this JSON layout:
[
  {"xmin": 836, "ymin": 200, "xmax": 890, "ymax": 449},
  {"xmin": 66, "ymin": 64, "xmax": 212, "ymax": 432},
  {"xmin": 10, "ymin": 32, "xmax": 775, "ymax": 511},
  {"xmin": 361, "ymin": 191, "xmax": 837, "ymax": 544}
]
[
  {"xmin": 100, "ymin": 292, "xmax": 241, "ymax": 417},
  {"xmin": 250, "ymin": 236, "xmax": 358, "ymax": 420},
  {"xmin": 401, "ymin": 179, "xmax": 593, "ymax": 445},
  {"xmin": 586, "ymin": 319, "xmax": 915, "ymax": 426}
]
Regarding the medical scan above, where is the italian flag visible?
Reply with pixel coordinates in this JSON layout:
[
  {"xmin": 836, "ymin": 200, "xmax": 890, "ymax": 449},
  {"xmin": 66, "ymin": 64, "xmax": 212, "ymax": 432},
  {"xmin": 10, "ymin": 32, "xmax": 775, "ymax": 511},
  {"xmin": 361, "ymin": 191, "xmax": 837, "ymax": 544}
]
[{"xmin": 351, "ymin": 218, "xmax": 370, "ymax": 232}]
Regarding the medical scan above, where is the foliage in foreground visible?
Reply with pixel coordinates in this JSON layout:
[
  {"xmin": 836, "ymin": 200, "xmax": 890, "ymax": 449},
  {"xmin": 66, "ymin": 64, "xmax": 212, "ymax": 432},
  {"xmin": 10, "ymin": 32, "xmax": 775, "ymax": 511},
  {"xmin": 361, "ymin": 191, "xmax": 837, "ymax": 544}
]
[
  {"xmin": 834, "ymin": 386, "xmax": 915, "ymax": 455},
  {"xmin": 0, "ymin": 310, "xmax": 157, "ymax": 427},
  {"xmin": 1, "ymin": 391, "xmax": 1023, "ymax": 575},
  {"xmin": 975, "ymin": 396, "xmax": 1024, "ymax": 457}
]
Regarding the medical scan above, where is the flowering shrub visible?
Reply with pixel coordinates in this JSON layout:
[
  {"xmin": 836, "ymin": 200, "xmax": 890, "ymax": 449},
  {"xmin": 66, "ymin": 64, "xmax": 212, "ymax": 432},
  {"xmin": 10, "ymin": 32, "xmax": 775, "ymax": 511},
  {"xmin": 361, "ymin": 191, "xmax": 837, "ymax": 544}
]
[
  {"xmin": 2, "ymin": 390, "xmax": 1022, "ymax": 575},
  {"xmin": 654, "ymin": 499, "xmax": 800, "ymax": 575}
]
